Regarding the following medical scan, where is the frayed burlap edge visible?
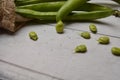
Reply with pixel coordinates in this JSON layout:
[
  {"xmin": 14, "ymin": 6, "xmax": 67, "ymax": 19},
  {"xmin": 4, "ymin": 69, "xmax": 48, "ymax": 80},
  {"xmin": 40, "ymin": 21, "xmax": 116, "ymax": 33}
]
[{"xmin": 0, "ymin": 0, "xmax": 30, "ymax": 32}]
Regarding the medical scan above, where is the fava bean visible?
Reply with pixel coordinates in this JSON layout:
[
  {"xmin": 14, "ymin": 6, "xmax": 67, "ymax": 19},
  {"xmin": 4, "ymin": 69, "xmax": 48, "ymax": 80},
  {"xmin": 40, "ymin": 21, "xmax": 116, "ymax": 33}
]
[
  {"xmin": 81, "ymin": 32, "xmax": 91, "ymax": 39},
  {"xmin": 29, "ymin": 31, "xmax": 38, "ymax": 41},
  {"xmin": 97, "ymin": 36, "xmax": 110, "ymax": 44},
  {"xmin": 111, "ymin": 47, "xmax": 120, "ymax": 56},
  {"xmin": 89, "ymin": 24, "xmax": 97, "ymax": 33},
  {"xmin": 75, "ymin": 44, "xmax": 87, "ymax": 53}
]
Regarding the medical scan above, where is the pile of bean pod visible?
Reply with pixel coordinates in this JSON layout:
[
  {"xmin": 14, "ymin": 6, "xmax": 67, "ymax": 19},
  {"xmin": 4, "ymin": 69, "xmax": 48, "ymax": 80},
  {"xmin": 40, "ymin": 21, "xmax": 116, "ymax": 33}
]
[{"xmin": 15, "ymin": 0, "xmax": 120, "ymax": 33}]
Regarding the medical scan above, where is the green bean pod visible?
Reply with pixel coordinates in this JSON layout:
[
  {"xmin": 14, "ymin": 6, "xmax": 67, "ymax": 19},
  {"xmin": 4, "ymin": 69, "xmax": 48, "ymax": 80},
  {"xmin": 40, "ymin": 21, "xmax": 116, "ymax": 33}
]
[
  {"xmin": 15, "ymin": 0, "xmax": 66, "ymax": 6},
  {"xmin": 16, "ymin": 8, "xmax": 113, "ymax": 21},
  {"xmin": 56, "ymin": 0, "xmax": 87, "ymax": 33},
  {"xmin": 17, "ymin": 2, "xmax": 112, "ymax": 12},
  {"xmin": 17, "ymin": 1, "xmax": 66, "ymax": 12},
  {"xmin": 56, "ymin": 0, "xmax": 87, "ymax": 21}
]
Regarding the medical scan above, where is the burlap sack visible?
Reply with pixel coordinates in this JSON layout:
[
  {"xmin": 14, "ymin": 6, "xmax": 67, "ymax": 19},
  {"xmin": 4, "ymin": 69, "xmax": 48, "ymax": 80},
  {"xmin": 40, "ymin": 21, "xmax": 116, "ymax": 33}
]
[{"xmin": 0, "ymin": 0, "xmax": 30, "ymax": 32}]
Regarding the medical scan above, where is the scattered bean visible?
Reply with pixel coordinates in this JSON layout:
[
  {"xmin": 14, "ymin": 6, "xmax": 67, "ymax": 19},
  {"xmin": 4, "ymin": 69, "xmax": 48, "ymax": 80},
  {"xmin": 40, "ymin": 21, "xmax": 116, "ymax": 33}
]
[
  {"xmin": 56, "ymin": 20, "xmax": 64, "ymax": 33},
  {"xmin": 81, "ymin": 32, "xmax": 91, "ymax": 39},
  {"xmin": 97, "ymin": 36, "xmax": 110, "ymax": 44},
  {"xmin": 111, "ymin": 47, "xmax": 120, "ymax": 56},
  {"xmin": 29, "ymin": 31, "xmax": 38, "ymax": 41},
  {"xmin": 89, "ymin": 24, "xmax": 97, "ymax": 33},
  {"xmin": 75, "ymin": 44, "xmax": 87, "ymax": 53}
]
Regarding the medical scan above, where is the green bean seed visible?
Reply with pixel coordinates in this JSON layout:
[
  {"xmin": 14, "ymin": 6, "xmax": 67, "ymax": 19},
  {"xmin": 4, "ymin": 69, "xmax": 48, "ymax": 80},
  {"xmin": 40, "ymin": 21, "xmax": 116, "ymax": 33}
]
[
  {"xmin": 75, "ymin": 44, "xmax": 87, "ymax": 53},
  {"xmin": 29, "ymin": 31, "xmax": 38, "ymax": 41},
  {"xmin": 97, "ymin": 36, "xmax": 110, "ymax": 44},
  {"xmin": 56, "ymin": 20, "xmax": 64, "ymax": 33},
  {"xmin": 81, "ymin": 32, "xmax": 91, "ymax": 39},
  {"xmin": 111, "ymin": 47, "xmax": 120, "ymax": 56},
  {"xmin": 89, "ymin": 24, "xmax": 97, "ymax": 33}
]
